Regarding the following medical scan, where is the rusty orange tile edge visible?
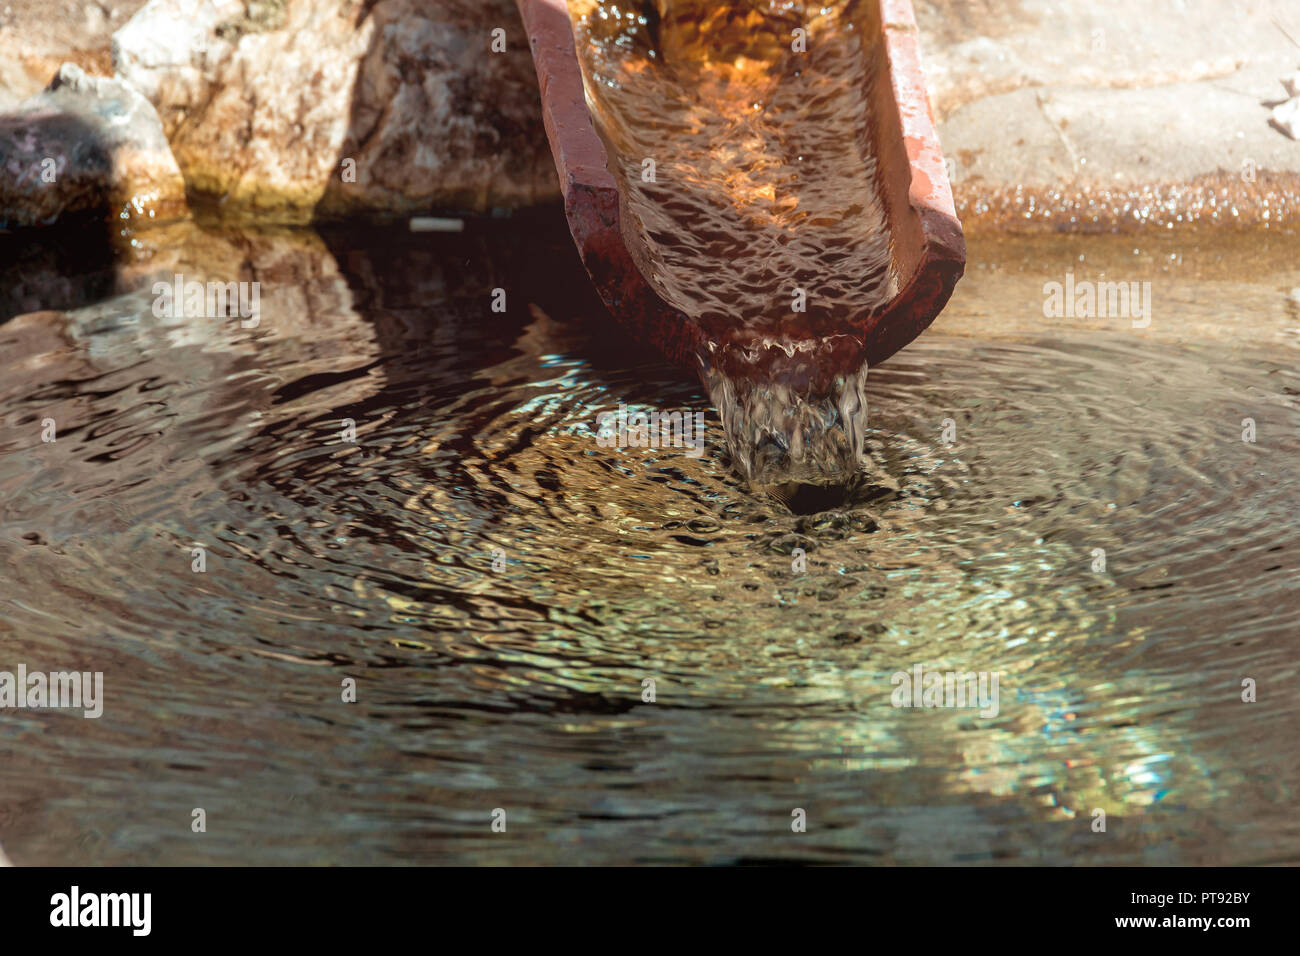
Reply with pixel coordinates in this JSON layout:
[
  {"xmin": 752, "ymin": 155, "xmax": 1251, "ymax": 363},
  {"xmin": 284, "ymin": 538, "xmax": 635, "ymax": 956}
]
[{"xmin": 870, "ymin": 0, "xmax": 966, "ymax": 366}]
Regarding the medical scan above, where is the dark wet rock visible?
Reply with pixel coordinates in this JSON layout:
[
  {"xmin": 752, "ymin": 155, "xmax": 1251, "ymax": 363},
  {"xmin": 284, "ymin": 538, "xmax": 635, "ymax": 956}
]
[{"xmin": 0, "ymin": 62, "xmax": 186, "ymax": 230}]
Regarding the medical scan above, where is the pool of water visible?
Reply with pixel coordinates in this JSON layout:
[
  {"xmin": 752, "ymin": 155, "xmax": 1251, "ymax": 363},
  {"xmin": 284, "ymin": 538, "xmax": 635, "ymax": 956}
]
[{"xmin": 0, "ymin": 219, "xmax": 1296, "ymax": 864}]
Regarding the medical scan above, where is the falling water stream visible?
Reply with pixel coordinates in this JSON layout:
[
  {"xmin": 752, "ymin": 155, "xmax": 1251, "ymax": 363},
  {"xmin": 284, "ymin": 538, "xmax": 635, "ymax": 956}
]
[{"xmin": 0, "ymin": 219, "xmax": 1296, "ymax": 864}]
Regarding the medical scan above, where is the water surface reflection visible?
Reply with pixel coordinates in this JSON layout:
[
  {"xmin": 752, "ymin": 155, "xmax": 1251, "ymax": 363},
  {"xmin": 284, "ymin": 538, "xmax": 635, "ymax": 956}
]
[{"xmin": 0, "ymin": 222, "xmax": 1296, "ymax": 864}]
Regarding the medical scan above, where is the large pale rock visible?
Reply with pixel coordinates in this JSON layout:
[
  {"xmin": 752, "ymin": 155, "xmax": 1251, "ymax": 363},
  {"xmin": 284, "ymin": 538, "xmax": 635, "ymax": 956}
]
[
  {"xmin": 0, "ymin": 62, "xmax": 186, "ymax": 230},
  {"xmin": 112, "ymin": 0, "xmax": 560, "ymax": 221},
  {"xmin": 0, "ymin": 0, "xmax": 148, "ymax": 109}
]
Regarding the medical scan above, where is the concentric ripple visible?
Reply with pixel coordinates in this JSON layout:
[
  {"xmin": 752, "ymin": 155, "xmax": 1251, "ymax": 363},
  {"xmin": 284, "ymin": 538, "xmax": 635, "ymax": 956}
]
[{"xmin": 0, "ymin": 222, "xmax": 1296, "ymax": 864}]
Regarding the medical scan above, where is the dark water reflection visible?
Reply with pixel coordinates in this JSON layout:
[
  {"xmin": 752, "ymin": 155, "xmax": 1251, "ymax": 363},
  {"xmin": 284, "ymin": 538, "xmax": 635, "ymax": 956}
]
[{"xmin": 0, "ymin": 220, "xmax": 1297, "ymax": 864}]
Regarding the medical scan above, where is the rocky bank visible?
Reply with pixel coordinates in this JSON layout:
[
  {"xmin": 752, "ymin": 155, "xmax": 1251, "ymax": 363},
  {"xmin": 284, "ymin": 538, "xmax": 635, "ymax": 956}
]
[{"xmin": 0, "ymin": 0, "xmax": 1298, "ymax": 231}]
